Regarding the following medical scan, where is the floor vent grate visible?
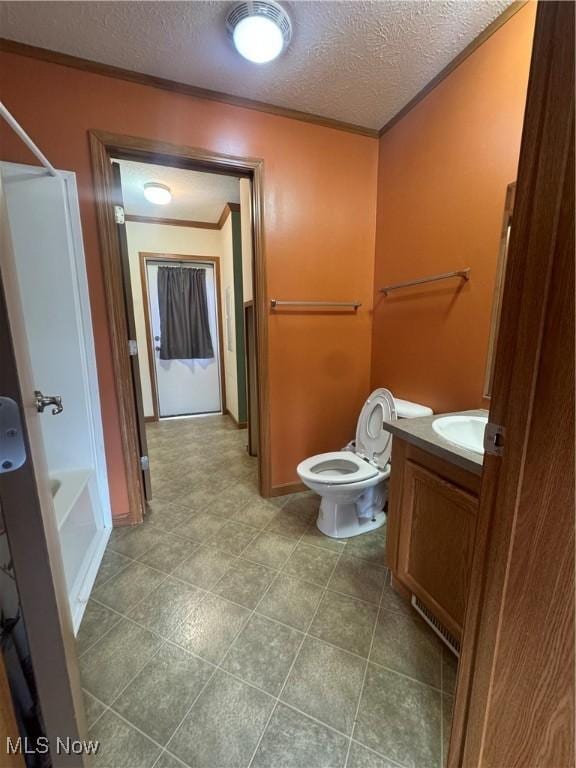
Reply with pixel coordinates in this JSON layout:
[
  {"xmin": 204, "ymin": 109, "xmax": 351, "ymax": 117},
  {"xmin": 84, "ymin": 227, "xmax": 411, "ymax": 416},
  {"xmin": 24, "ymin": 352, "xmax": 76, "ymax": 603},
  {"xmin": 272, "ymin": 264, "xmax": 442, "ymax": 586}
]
[{"xmin": 411, "ymin": 595, "xmax": 460, "ymax": 658}]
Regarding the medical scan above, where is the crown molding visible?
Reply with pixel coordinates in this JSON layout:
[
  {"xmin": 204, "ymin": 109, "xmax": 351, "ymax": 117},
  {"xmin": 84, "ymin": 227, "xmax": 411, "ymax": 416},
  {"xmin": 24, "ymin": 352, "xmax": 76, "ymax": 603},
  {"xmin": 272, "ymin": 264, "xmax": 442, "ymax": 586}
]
[
  {"xmin": 0, "ymin": 38, "xmax": 379, "ymax": 139},
  {"xmin": 124, "ymin": 202, "xmax": 240, "ymax": 231},
  {"xmin": 125, "ymin": 214, "xmax": 220, "ymax": 229},
  {"xmin": 217, "ymin": 202, "xmax": 241, "ymax": 229},
  {"xmin": 0, "ymin": 2, "xmax": 529, "ymax": 144}
]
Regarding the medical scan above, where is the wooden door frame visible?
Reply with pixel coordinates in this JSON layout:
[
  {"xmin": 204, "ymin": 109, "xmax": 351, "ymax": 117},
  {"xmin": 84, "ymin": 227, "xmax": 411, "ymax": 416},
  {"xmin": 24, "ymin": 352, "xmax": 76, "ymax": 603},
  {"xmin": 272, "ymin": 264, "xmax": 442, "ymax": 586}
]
[
  {"xmin": 139, "ymin": 252, "xmax": 227, "ymax": 421},
  {"xmin": 89, "ymin": 130, "xmax": 271, "ymax": 525},
  {"xmin": 244, "ymin": 299, "xmax": 258, "ymax": 457},
  {"xmin": 449, "ymin": 2, "xmax": 574, "ymax": 765}
]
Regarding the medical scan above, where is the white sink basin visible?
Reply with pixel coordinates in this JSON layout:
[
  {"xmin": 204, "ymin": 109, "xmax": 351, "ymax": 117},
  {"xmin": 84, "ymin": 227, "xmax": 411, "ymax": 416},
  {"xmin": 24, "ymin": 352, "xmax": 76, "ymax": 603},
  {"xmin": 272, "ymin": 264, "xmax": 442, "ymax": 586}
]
[{"xmin": 432, "ymin": 415, "xmax": 487, "ymax": 455}]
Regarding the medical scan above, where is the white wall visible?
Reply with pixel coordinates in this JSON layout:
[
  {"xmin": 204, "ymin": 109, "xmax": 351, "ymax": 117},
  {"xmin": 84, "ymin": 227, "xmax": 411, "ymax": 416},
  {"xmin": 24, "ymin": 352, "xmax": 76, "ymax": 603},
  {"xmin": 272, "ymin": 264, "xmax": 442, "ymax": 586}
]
[
  {"xmin": 219, "ymin": 215, "xmax": 239, "ymax": 422},
  {"xmin": 239, "ymin": 179, "xmax": 253, "ymax": 303},
  {"xmin": 125, "ymin": 221, "xmax": 223, "ymax": 417}
]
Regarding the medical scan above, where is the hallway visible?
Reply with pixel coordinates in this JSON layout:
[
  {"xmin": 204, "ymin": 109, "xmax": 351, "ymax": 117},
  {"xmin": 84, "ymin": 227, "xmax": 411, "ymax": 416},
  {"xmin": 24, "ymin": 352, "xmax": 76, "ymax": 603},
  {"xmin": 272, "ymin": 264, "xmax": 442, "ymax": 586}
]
[{"xmin": 77, "ymin": 416, "xmax": 455, "ymax": 768}]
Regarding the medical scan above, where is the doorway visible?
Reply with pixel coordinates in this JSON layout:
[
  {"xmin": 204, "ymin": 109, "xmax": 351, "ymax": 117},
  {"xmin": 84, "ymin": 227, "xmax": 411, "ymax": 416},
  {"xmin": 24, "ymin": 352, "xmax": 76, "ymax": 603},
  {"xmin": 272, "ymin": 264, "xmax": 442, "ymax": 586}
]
[
  {"xmin": 109, "ymin": 154, "xmax": 256, "ymax": 520},
  {"xmin": 90, "ymin": 132, "xmax": 271, "ymax": 525}
]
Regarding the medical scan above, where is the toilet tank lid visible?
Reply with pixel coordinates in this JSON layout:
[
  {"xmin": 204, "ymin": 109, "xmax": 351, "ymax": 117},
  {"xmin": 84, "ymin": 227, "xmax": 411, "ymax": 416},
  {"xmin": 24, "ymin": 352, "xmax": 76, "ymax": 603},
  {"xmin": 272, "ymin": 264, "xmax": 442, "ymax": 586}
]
[{"xmin": 393, "ymin": 398, "xmax": 433, "ymax": 419}]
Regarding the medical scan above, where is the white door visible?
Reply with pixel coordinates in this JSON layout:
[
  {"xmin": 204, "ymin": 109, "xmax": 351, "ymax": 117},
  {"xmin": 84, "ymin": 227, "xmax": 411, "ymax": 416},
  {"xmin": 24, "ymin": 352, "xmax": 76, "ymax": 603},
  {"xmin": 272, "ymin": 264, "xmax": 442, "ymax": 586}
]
[
  {"xmin": 146, "ymin": 261, "xmax": 222, "ymax": 417},
  {"xmin": 0, "ymin": 162, "xmax": 111, "ymax": 631},
  {"xmin": 0, "ymin": 170, "xmax": 89, "ymax": 754}
]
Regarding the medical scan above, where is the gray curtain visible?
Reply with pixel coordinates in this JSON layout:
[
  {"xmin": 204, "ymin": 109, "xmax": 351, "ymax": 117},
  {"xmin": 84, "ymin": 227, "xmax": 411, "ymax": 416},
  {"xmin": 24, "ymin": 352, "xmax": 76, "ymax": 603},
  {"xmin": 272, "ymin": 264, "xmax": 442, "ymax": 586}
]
[{"xmin": 158, "ymin": 266, "xmax": 214, "ymax": 360}]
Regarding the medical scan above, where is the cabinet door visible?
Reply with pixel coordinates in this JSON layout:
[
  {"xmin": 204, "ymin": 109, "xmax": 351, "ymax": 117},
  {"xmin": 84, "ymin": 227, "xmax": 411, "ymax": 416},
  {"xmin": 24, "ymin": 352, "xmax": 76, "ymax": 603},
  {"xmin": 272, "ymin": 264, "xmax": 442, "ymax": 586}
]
[{"xmin": 397, "ymin": 460, "xmax": 478, "ymax": 638}]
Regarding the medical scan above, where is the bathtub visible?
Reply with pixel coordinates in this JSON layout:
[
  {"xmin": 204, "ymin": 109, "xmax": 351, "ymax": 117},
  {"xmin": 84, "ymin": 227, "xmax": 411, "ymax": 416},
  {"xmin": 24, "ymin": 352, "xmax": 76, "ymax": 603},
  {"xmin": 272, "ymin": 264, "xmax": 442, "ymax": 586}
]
[{"xmin": 50, "ymin": 469, "xmax": 110, "ymax": 632}]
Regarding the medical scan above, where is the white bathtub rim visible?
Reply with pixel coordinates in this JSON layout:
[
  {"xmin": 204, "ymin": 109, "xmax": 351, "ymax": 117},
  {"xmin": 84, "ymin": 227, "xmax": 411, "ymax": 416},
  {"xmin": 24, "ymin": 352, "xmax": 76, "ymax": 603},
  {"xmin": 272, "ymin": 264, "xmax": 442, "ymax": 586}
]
[
  {"xmin": 50, "ymin": 468, "xmax": 92, "ymax": 530},
  {"xmin": 70, "ymin": 524, "xmax": 111, "ymax": 634}
]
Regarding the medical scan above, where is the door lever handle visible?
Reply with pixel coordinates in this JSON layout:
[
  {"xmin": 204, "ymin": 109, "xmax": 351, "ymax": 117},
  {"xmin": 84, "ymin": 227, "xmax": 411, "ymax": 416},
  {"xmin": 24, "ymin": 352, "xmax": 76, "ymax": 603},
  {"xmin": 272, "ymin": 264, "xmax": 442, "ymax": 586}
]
[{"xmin": 34, "ymin": 390, "xmax": 63, "ymax": 415}]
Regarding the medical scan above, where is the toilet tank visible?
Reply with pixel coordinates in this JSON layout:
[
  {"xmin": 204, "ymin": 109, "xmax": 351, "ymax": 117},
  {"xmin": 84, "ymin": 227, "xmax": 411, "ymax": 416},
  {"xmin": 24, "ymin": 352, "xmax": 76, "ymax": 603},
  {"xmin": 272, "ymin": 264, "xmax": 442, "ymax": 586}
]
[{"xmin": 393, "ymin": 397, "xmax": 433, "ymax": 419}]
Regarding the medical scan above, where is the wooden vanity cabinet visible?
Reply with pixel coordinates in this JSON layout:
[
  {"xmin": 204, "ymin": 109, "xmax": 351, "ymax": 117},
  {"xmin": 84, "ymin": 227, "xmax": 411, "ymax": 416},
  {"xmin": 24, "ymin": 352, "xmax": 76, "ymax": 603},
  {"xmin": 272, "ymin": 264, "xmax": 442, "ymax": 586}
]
[{"xmin": 386, "ymin": 438, "xmax": 481, "ymax": 640}]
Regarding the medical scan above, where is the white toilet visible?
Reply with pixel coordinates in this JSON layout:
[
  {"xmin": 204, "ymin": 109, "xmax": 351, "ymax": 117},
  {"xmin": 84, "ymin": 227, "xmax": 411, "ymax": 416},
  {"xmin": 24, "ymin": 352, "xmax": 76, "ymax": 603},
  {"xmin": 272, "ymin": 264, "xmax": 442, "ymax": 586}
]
[{"xmin": 297, "ymin": 388, "xmax": 432, "ymax": 539}]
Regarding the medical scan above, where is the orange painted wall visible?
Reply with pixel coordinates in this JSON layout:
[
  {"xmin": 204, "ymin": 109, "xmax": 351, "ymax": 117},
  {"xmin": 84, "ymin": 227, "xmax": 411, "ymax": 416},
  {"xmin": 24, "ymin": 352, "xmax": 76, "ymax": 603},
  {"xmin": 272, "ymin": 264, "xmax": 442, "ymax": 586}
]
[
  {"xmin": 370, "ymin": 3, "xmax": 536, "ymax": 413},
  {"xmin": 0, "ymin": 54, "xmax": 378, "ymax": 512}
]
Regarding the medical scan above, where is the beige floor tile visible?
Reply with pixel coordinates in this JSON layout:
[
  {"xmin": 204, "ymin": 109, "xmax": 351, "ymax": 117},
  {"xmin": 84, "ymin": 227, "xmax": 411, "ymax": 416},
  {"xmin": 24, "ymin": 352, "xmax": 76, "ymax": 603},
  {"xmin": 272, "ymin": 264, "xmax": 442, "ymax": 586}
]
[
  {"xmin": 171, "ymin": 545, "xmax": 236, "ymax": 589},
  {"xmin": 90, "ymin": 709, "xmax": 161, "ymax": 767},
  {"xmin": 168, "ymin": 670, "xmax": 274, "ymax": 768},
  {"xmin": 222, "ymin": 614, "xmax": 303, "ymax": 695},
  {"xmin": 80, "ymin": 619, "xmax": 162, "ymax": 704},
  {"xmin": 92, "ymin": 561, "xmax": 166, "ymax": 615},
  {"xmin": 256, "ymin": 573, "xmax": 323, "ymax": 630},
  {"xmin": 309, "ymin": 590, "xmax": 378, "ymax": 658},
  {"xmin": 281, "ymin": 636, "xmax": 365, "ymax": 735},
  {"xmin": 211, "ymin": 558, "xmax": 276, "ymax": 609},
  {"xmin": 355, "ymin": 664, "xmax": 441, "ymax": 768},
  {"xmin": 328, "ymin": 555, "xmax": 386, "ymax": 605},
  {"xmin": 370, "ymin": 609, "xmax": 443, "ymax": 688},
  {"xmin": 283, "ymin": 543, "xmax": 339, "ymax": 586},
  {"xmin": 80, "ymin": 415, "xmax": 440, "ymax": 768},
  {"xmin": 170, "ymin": 593, "xmax": 250, "ymax": 663}
]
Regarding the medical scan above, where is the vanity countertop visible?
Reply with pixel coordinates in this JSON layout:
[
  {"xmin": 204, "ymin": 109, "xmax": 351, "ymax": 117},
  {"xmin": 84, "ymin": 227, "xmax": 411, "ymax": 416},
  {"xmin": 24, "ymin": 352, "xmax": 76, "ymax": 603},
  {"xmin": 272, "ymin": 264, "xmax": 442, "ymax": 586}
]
[{"xmin": 383, "ymin": 408, "xmax": 487, "ymax": 476}]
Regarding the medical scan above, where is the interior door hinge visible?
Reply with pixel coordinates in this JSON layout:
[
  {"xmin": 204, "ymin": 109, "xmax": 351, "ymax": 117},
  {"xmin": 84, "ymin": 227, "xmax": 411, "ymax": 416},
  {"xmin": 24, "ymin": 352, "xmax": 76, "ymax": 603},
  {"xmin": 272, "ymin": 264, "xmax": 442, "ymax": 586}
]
[
  {"xmin": 140, "ymin": 455, "xmax": 149, "ymax": 471},
  {"xmin": 114, "ymin": 205, "xmax": 125, "ymax": 225},
  {"xmin": 484, "ymin": 422, "xmax": 505, "ymax": 456},
  {"xmin": 128, "ymin": 339, "xmax": 138, "ymax": 356}
]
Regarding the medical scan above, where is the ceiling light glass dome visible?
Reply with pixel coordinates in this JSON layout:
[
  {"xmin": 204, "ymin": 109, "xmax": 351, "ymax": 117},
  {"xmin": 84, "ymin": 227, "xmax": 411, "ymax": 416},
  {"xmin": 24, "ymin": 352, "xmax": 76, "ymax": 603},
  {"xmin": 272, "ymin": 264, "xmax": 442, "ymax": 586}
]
[
  {"xmin": 227, "ymin": 1, "xmax": 292, "ymax": 64},
  {"xmin": 143, "ymin": 182, "xmax": 172, "ymax": 205}
]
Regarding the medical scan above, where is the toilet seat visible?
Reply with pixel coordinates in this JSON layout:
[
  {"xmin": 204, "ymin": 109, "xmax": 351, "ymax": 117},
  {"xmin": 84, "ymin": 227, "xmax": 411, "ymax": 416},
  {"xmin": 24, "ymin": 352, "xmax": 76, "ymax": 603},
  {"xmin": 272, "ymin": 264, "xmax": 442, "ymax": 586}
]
[
  {"xmin": 355, "ymin": 388, "xmax": 396, "ymax": 470},
  {"xmin": 297, "ymin": 388, "xmax": 396, "ymax": 488},
  {"xmin": 297, "ymin": 451, "xmax": 380, "ymax": 485}
]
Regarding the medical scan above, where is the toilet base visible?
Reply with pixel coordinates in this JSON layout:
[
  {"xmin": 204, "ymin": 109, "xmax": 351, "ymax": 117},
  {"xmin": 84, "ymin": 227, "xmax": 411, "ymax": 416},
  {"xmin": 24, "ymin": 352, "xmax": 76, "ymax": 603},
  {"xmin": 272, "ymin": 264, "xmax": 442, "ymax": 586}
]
[{"xmin": 316, "ymin": 498, "xmax": 386, "ymax": 539}]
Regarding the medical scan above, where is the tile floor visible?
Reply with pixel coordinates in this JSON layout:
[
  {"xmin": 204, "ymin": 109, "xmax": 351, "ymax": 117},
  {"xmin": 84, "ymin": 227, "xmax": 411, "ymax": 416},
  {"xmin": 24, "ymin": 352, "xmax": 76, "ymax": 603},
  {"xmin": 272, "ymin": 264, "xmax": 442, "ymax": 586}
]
[{"xmin": 78, "ymin": 415, "xmax": 457, "ymax": 768}]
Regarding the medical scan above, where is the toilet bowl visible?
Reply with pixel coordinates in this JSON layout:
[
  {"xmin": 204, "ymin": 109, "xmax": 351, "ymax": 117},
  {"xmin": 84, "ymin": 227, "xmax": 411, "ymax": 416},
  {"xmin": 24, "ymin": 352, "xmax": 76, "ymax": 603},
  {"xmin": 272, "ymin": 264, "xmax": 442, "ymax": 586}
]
[
  {"xmin": 297, "ymin": 388, "xmax": 396, "ymax": 539},
  {"xmin": 297, "ymin": 388, "xmax": 432, "ymax": 539}
]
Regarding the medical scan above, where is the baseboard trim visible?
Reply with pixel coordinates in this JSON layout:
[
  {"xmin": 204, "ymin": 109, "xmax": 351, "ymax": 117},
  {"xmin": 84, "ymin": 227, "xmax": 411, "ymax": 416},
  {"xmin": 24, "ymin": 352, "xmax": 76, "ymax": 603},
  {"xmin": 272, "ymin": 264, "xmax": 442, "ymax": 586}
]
[
  {"xmin": 224, "ymin": 409, "xmax": 248, "ymax": 430},
  {"xmin": 144, "ymin": 416, "xmax": 156, "ymax": 423},
  {"xmin": 112, "ymin": 514, "xmax": 137, "ymax": 527},
  {"xmin": 269, "ymin": 481, "xmax": 307, "ymax": 497}
]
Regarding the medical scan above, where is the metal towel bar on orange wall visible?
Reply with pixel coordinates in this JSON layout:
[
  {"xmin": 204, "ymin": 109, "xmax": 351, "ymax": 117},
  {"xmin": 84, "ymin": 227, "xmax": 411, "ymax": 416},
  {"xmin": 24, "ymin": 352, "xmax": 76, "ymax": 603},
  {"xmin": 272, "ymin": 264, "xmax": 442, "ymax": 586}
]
[
  {"xmin": 379, "ymin": 268, "xmax": 471, "ymax": 296},
  {"xmin": 270, "ymin": 300, "xmax": 361, "ymax": 310}
]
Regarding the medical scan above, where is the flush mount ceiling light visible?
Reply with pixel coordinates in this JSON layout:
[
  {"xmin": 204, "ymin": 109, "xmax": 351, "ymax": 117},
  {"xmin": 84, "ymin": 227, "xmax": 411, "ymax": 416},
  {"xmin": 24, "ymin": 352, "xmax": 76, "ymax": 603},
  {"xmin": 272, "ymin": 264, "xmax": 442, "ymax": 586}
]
[
  {"xmin": 227, "ymin": 1, "xmax": 292, "ymax": 64},
  {"xmin": 143, "ymin": 182, "xmax": 172, "ymax": 205}
]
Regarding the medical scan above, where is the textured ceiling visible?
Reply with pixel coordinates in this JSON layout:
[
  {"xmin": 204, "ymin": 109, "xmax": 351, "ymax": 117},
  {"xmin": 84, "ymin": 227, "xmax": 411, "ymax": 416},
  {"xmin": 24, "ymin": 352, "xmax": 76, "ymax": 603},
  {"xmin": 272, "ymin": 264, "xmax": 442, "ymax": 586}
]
[
  {"xmin": 0, "ymin": 1, "xmax": 513, "ymax": 130},
  {"xmin": 116, "ymin": 160, "xmax": 240, "ymax": 221}
]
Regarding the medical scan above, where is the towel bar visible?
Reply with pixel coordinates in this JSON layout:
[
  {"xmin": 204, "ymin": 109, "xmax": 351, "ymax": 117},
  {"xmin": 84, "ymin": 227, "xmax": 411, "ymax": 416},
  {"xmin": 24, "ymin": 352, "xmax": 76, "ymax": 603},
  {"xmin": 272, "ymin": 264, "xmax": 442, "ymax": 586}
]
[
  {"xmin": 379, "ymin": 269, "xmax": 471, "ymax": 296},
  {"xmin": 270, "ymin": 300, "xmax": 361, "ymax": 309}
]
